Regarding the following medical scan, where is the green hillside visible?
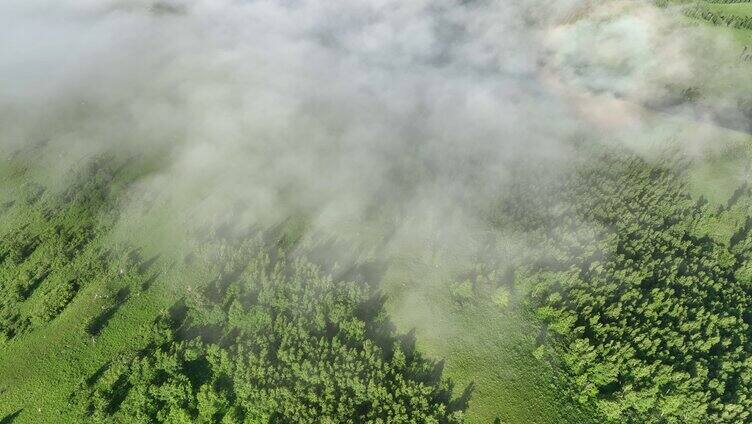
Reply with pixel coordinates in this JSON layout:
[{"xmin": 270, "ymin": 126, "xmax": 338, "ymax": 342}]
[
  {"xmin": 0, "ymin": 145, "xmax": 601, "ymax": 423},
  {"xmin": 2, "ymin": 1, "xmax": 752, "ymax": 423}
]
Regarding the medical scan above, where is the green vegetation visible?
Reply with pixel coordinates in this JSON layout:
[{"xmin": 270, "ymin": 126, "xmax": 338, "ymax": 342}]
[
  {"xmin": 4, "ymin": 140, "xmax": 752, "ymax": 424},
  {"xmin": 523, "ymin": 153, "xmax": 752, "ymax": 422},
  {"xmin": 671, "ymin": 0, "xmax": 752, "ymax": 41},
  {"xmin": 684, "ymin": 2, "xmax": 752, "ymax": 30},
  {"xmin": 0, "ymin": 151, "xmax": 470, "ymax": 422},
  {"xmin": 73, "ymin": 242, "xmax": 465, "ymax": 423},
  {"xmin": 4, "ymin": 3, "xmax": 752, "ymax": 424},
  {"xmin": 381, "ymin": 261, "xmax": 602, "ymax": 424},
  {"xmin": 0, "ymin": 146, "xmax": 597, "ymax": 423},
  {"xmin": 0, "ymin": 153, "xmax": 174, "ymax": 423}
]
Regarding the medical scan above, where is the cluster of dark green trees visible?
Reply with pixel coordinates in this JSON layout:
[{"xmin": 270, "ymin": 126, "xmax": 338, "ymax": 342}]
[
  {"xmin": 520, "ymin": 153, "xmax": 752, "ymax": 423},
  {"xmin": 72, "ymin": 235, "xmax": 466, "ymax": 423}
]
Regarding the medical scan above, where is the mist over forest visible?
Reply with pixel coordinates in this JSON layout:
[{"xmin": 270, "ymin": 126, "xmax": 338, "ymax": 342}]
[{"xmin": 2, "ymin": 0, "xmax": 752, "ymax": 423}]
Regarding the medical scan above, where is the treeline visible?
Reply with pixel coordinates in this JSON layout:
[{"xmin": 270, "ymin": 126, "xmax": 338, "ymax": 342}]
[
  {"xmin": 683, "ymin": 4, "xmax": 752, "ymax": 30},
  {"xmin": 704, "ymin": 0, "xmax": 752, "ymax": 4},
  {"xmin": 72, "ymin": 234, "xmax": 467, "ymax": 423},
  {"xmin": 521, "ymin": 152, "xmax": 752, "ymax": 423}
]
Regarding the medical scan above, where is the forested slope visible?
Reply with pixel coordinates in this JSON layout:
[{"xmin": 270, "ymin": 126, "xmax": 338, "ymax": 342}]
[
  {"xmin": 523, "ymin": 152, "xmax": 752, "ymax": 423},
  {"xmin": 4, "ymin": 140, "xmax": 752, "ymax": 424},
  {"xmin": 4, "ymin": 2, "xmax": 752, "ymax": 423},
  {"xmin": 0, "ymin": 151, "xmax": 467, "ymax": 423},
  {"xmin": 74, "ymin": 245, "xmax": 466, "ymax": 423}
]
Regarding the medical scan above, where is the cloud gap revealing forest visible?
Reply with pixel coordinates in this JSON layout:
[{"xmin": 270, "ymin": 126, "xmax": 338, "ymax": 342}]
[{"xmin": 5, "ymin": 0, "xmax": 752, "ymax": 423}]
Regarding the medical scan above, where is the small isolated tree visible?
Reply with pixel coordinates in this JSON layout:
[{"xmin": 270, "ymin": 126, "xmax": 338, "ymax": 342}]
[
  {"xmin": 492, "ymin": 287, "xmax": 510, "ymax": 309},
  {"xmin": 449, "ymin": 280, "xmax": 474, "ymax": 304}
]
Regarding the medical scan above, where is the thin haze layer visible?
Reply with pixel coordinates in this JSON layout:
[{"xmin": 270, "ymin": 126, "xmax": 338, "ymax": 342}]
[{"xmin": 0, "ymin": 1, "xmax": 738, "ymax": 247}]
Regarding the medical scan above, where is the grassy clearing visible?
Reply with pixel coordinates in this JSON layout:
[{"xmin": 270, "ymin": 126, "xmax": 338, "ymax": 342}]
[{"xmin": 381, "ymin": 258, "xmax": 601, "ymax": 424}]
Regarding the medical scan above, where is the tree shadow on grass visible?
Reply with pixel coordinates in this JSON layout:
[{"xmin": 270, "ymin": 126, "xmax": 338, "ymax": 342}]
[
  {"xmin": 0, "ymin": 201, "xmax": 15, "ymax": 216},
  {"xmin": 86, "ymin": 287, "xmax": 131, "ymax": 336},
  {"xmin": 19, "ymin": 268, "xmax": 51, "ymax": 300},
  {"xmin": 139, "ymin": 254, "xmax": 161, "ymax": 274},
  {"xmin": 450, "ymin": 382, "xmax": 474, "ymax": 414},
  {"xmin": 140, "ymin": 271, "xmax": 161, "ymax": 291},
  {"xmin": 0, "ymin": 409, "xmax": 22, "ymax": 424}
]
